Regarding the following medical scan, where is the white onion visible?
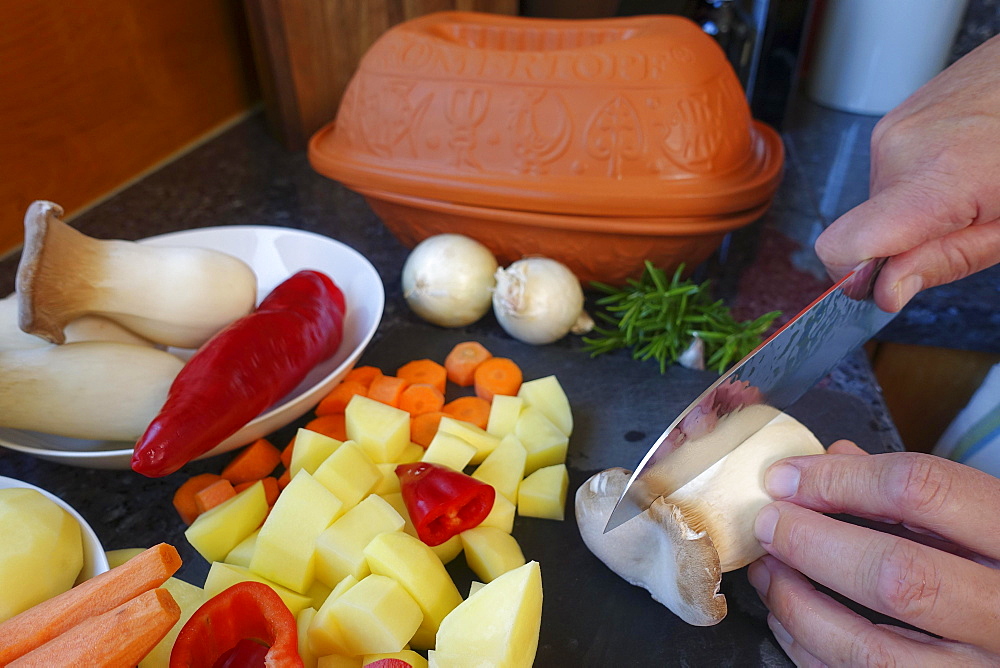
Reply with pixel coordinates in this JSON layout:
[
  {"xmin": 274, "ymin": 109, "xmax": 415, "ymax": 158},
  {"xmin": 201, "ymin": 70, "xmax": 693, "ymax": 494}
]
[
  {"xmin": 492, "ymin": 257, "xmax": 587, "ymax": 345},
  {"xmin": 401, "ymin": 234, "xmax": 498, "ymax": 327}
]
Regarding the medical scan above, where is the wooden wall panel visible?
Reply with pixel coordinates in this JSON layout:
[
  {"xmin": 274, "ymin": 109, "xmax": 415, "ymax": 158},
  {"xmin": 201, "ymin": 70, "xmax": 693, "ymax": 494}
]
[{"xmin": 0, "ymin": 0, "xmax": 258, "ymax": 256}]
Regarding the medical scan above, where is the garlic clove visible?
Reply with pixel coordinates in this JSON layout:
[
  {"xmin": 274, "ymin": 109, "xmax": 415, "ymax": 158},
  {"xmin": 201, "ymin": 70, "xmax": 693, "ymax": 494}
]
[{"xmin": 575, "ymin": 467, "xmax": 726, "ymax": 626}]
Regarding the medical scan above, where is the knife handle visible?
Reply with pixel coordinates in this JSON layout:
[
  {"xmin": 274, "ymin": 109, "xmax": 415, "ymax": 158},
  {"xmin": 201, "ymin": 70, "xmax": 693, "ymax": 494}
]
[{"xmin": 841, "ymin": 257, "xmax": 887, "ymax": 301}]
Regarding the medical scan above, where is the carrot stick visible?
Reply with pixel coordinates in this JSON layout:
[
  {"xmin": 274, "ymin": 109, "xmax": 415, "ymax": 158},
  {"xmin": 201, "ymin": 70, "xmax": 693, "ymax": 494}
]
[
  {"xmin": 442, "ymin": 396, "xmax": 492, "ymax": 430},
  {"xmin": 0, "ymin": 543, "xmax": 181, "ymax": 663},
  {"xmin": 305, "ymin": 413, "xmax": 347, "ymax": 441},
  {"xmin": 343, "ymin": 365, "xmax": 383, "ymax": 389},
  {"xmin": 397, "ymin": 359, "xmax": 448, "ymax": 394},
  {"xmin": 473, "ymin": 357, "xmax": 523, "ymax": 402},
  {"xmin": 221, "ymin": 438, "xmax": 282, "ymax": 484},
  {"xmin": 194, "ymin": 478, "xmax": 237, "ymax": 514},
  {"xmin": 398, "ymin": 383, "xmax": 445, "ymax": 416},
  {"xmin": 367, "ymin": 375, "xmax": 408, "ymax": 408},
  {"xmin": 444, "ymin": 341, "xmax": 493, "ymax": 387},
  {"xmin": 172, "ymin": 473, "xmax": 223, "ymax": 525},
  {"xmin": 8, "ymin": 588, "xmax": 180, "ymax": 668},
  {"xmin": 316, "ymin": 379, "xmax": 368, "ymax": 416},
  {"xmin": 410, "ymin": 411, "xmax": 447, "ymax": 448}
]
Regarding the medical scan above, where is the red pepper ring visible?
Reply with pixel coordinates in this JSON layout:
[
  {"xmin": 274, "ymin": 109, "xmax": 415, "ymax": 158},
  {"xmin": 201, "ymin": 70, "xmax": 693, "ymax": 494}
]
[
  {"xmin": 396, "ymin": 462, "xmax": 496, "ymax": 547},
  {"xmin": 169, "ymin": 581, "xmax": 303, "ymax": 668}
]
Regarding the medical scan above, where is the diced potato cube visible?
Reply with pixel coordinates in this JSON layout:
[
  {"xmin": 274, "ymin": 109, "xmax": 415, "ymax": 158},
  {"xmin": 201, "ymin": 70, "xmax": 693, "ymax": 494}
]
[
  {"xmin": 138, "ymin": 575, "xmax": 205, "ymax": 668},
  {"xmin": 185, "ymin": 480, "xmax": 268, "ymax": 563},
  {"xmin": 317, "ymin": 656, "xmax": 363, "ymax": 668},
  {"xmin": 346, "ymin": 395, "xmax": 410, "ymax": 463},
  {"xmin": 435, "ymin": 562, "xmax": 542, "ymax": 668},
  {"xmin": 364, "ymin": 650, "xmax": 428, "ymax": 667},
  {"xmin": 427, "ymin": 650, "xmax": 492, "ymax": 667},
  {"xmin": 250, "ymin": 471, "xmax": 344, "ymax": 593},
  {"xmin": 471, "ymin": 434, "xmax": 527, "ymax": 502},
  {"xmin": 396, "ymin": 442, "xmax": 425, "ymax": 464},
  {"xmin": 364, "ymin": 531, "xmax": 463, "ymax": 651},
  {"xmin": 290, "ymin": 428, "xmax": 343, "ymax": 477},
  {"xmin": 315, "ymin": 494, "xmax": 405, "ymax": 587},
  {"xmin": 309, "ymin": 575, "xmax": 359, "ymax": 656},
  {"xmin": 224, "ymin": 529, "xmax": 259, "ymax": 568},
  {"xmin": 517, "ymin": 375, "xmax": 572, "ymax": 435},
  {"xmin": 105, "ymin": 548, "xmax": 145, "ymax": 569},
  {"xmin": 486, "ymin": 394, "xmax": 524, "ymax": 438},
  {"xmin": 372, "ymin": 463, "xmax": 400, "ymax": 495},
  {"xmin": 297, "ymin": 607, "xmax": 319, "ymax": 668},
  {"xmin": 421, "ymin": 431, "xmax": 476, "ymax": 472},
  {"xmin": 460, "ymin": 526, "xmax": 526, "ymax": 583},
  {"xmin": 468, "ymin": 581, "xmax": 485, "ymax": 597},
  {"xmin": 514, "ymin": 407, "xmax": 569, "ymax": 475},
  {"xmin": 204, "ymin": 562, "xmax": 312, "ymax": 615},
  {"xmin": 478, "ymin": 491, "xmax": 515, "ymax": 534},
  {"xmin": 431, "ymin": 535, "xmax": 464, "ymax": 565},
  {"xmin": 436, "ymin": 417, "xmax": 500, "ymax": 464},
  {"xmin": 518, "ymin": 464, "xmax": 569, "ymax": 520},
  {"xmin": 322, "ymin": 574, "xmax": 423, "ymax": 656},
  {"xmin": 307, "ymin": 579, "xmax": 333, "ymax": 610},
  {"xmin": 314, "ymin": 441, "xmax": 382, "ymax": 509}
]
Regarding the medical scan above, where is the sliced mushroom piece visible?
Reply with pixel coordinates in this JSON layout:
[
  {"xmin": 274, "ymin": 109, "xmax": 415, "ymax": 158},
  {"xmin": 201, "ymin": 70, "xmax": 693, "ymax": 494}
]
[
  {"xmin": 576, "ymin": 467, "xmax": 726, "ymax": 626},
  {"xmin": 576, "ymin": 413, "xmax": 825, "ymax": 625}
]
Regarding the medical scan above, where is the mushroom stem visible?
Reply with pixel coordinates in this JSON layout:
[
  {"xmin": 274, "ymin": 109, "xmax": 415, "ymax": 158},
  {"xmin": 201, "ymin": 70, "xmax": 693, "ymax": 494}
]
[{"xmin": 15, "ymin": 201, "xmax": 257, "ymax": 347}]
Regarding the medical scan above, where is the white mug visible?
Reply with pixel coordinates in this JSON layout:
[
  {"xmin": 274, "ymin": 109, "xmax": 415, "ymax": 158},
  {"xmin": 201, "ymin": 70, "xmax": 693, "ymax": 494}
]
[{"xmin": 807, "ymin": 0, "xmax": 970, "ymax": 115}]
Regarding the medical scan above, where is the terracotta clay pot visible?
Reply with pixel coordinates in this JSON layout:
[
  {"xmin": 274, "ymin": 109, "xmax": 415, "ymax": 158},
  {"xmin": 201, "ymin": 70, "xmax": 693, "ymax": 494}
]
[{"xmin": 309, "ymin": 11, "xmax": 785, "ymax": 283}]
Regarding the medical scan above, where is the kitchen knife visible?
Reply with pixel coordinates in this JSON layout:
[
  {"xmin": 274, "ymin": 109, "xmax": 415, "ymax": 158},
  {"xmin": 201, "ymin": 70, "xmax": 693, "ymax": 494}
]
[{"xmin": 604, "ymin": 258, "xmax": 897, "ymax": 533}]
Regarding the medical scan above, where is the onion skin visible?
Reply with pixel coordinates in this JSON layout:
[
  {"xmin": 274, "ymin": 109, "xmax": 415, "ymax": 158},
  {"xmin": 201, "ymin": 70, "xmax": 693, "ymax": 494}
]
[
  {"xmin": 401, "ymin": 234, "xmax": 498, "ymax": 328},
  {"xmin": 492, "ymin": 257, "xmax": 585, "ymax": 345}
]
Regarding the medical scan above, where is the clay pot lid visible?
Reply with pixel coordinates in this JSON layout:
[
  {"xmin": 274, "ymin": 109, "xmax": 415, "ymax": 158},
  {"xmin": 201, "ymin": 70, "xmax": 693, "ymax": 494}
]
[{"xmin": 309, "ymin": 12, "xmax": 785, "ymax": 218}]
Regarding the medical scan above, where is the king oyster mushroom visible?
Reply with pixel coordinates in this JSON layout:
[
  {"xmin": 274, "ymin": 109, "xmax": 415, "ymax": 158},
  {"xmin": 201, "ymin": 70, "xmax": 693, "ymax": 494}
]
[{"xmin": 576, "ymin": 412, "xmax": 824, "ymax": 626}]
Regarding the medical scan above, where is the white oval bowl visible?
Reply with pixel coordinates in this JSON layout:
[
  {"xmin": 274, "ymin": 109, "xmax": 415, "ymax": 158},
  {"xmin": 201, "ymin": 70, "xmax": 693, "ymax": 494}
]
[
  {"xmin": 0, "ymin": 225, "xmax": 385, "ymax": 469},
  {"xmin": 0, "ymin": 476, "xmax": 110, "ymax": 583}
]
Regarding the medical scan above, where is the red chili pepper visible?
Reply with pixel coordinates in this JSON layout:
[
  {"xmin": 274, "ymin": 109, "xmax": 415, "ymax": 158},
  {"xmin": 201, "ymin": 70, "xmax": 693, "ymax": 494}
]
[
  {"xmin": 132, "ymin": 270, "xmax": 345, "ymax": 477},
  {"xmin": 169, "ymin": 581, "xmax": 303, "ymax": 668},
  {"xmin": 396, "ymin": 462, "xmax": 495, "ymax": 546}
]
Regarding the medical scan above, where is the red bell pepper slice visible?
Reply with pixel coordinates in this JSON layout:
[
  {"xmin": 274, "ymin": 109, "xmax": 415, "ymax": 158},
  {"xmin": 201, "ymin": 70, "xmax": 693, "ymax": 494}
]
[
  {"xmin": 366, "ymin": 660, "xmax": 413, "ymax": 668},
  {"xmin": 396, "ymin": 462, "xmax": 495, "ymax": 546},
  {"xmin": 169, "ymin": 581, "xmax": 303, "ymax": 668}
]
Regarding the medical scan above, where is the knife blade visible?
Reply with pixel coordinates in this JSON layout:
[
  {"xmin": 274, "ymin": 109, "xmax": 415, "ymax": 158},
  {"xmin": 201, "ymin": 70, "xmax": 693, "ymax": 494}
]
[{"xmin": 603, "ymin": 258, "xmax": 897, "ymax": 533}]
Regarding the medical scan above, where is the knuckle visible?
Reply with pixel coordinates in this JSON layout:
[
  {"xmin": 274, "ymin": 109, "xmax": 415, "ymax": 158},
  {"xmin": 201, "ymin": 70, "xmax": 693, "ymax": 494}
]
[
  {"xmin": 849, "ymin": 628, "xmax": 902, "ymax": 668},
  {"xmin": 871, "ymin": 539, "xmax": 942, "ymax": 621},
  {"xmin": 886, "ymin": 454, "xmax": 954, "ymax": 518}
]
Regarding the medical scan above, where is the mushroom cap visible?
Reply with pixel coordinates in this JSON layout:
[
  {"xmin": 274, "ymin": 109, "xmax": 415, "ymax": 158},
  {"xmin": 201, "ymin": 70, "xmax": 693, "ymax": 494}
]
[{"xmin": 575, "ymin": 467, "xmax": 726, "ymax": 627}]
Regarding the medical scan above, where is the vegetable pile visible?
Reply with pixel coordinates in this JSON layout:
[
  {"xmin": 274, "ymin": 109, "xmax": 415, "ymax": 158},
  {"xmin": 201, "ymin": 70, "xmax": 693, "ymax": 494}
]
[{"xmin": 163, "ymin": 339, "xmax": 570, "ymax": 665}]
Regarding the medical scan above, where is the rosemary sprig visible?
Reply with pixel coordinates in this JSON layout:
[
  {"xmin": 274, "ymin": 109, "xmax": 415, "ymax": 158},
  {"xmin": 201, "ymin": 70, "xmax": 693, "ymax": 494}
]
[{"xmin": 582, "ymin": 261, "xmax": 781, "ymax": 374}]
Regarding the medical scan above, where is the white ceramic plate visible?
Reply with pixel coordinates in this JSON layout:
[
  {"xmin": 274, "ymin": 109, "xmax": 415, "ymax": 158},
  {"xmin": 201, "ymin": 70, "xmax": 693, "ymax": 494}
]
[
  {"xmin": 0, "ymin": 226, "xmax": 384, "ymax": 469},
  {"xmin": 0, "ymin": 476, "xmax": 110, "ymax": 582}
]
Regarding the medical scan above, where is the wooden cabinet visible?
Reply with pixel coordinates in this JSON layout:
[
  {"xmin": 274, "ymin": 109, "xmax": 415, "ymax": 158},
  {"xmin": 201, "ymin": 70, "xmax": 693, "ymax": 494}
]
[{"xmin": 869, "ymin": 342, "xmax": 1000, "ymax": 454}]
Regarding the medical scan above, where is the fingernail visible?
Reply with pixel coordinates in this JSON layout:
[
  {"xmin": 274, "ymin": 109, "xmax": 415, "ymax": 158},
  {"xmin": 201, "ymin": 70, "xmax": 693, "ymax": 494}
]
[
  {"xmin": 768, "ymin": 614, "xmax": 794, "ymax": 646},
  {"xmin": 764, "ymin": 464, "xmax": 800, "ymax": 499},
  {"xmin": 747, "ymin": 560, "xmax": 771, "ymax": 596},
  {"xmin": 894, "ymin": 275, "xmax": 923, "ymax": 310},
  {"xmin": 755, "ymin": 504, "xmax": 779, "ymax": 545}
]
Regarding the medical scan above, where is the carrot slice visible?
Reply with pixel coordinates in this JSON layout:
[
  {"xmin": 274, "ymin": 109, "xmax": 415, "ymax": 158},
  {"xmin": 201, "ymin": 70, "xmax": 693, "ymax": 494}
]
[
  {"xmin": 172, "ymin": 473, "xmax": 223, "ymax": 525},
  {"xmin": 444, "ymin": 341, "xmax": 493, "ymax": 387},
  {"xmin": 194, "ymin": 478, "xmax": 236, "ymax": 514},
  {"xmin": 473, "ymin": 357, "xmax": 523, "ymax": 401},
  {"xmin": 367, "ymin": 375, "xmax": 408, "ymax": 408},
  {"xmin": 343, "ymin": 365, "xmax": 383, "ymax": 389},
  {"xmin": 8, "ymin": 588, "xmax": 180, "ymax": 668},
  {"xmin": 410, "ymin": 411, "xmax": 447, "ymax": 448},
  {"xmin": 442, "ymin": 396, "xmax": 492, "ymax": 430},
  {"xmin": 397, "ymin": 359, "xmax": 447, "ymax": 394},
  {"xmin": 306, "ymin": 413, "xmax": 347, "ymax": 441},
  {"xmin": 280, "ymin": 438, "xmax": 295, "ymax": 469},
  {"xmin": 0, "ymin": 543, "xmax": 181, "ymax": 664},
  {"xmin": 221, "ymin": 438, "xmax": 282, "ymax": 484},
  {"xmin": 316, "ymin": 380, "xmax": 368, "ymax": 416},
  {"xmin": 234, "ymin": 477, "xmax": 280, "ymax": 506},
  {"xmin": 398, "ymin": 383, "xmax": 446, "ymax": 416}
]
